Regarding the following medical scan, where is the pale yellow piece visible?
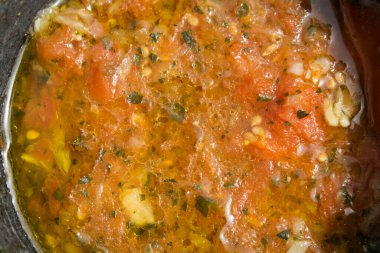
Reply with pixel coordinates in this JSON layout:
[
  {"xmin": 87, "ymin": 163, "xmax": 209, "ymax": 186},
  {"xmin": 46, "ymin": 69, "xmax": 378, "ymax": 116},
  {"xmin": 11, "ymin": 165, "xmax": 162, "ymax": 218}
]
[
  {"xmin": 131, "ymin": 112, "xmax": 148, "ymax": 127},
  {"xmin": 323, "ymin": 85, "xmax": 355, "ymax": 128},
  {"xmin": 251, "ymin": 115, "xmax": 263, "ymax": 127},
  {"xmin": 262, "ymin": 43, "xmax": 280, "ymax": 56},
  {"xmin": 45, "ymin": 234, "xmax": 58, "ymax": 248},
  {"xmin": 64, "ymin": 243, "xmax": 82, "ymax": 253},
  {"xmin": 26, "ymin": 130, "xmax": 40, "ymax": 140},
  {"xmin": 334, "ymin": 71, "xmax": 346, "ymax": 85},
  {"xmin": 317, "ymin": 152, "xmax": 328, "ymax": 163},
  {"xmin": 187, "ymin": 14, "xmax": 199, "ymax": 26},
  {"xmin": 108, "ymin": 18, "xmax": 117, "ymax": 28},
  {"xmin": 120, "ymin": 188, "xmax": 155, "ymax": 226},
  {"xmin": 162, "ymin": 159, "xmax": 173, "ymax": 167},
  {"xmin": 142, "ymin": 66, "xmax": 152, "ymax": 77},
  {"xmin": 252, "ymin": 126, "xmax": 265, "ymax": 137},
  {"xmin": 21, "ymin": 153, "xmax": 40, "ymax": 166},
  {"xmin": 129, "ymin": 167, "xmax": 149, "ymax": 187},
  {"xmin": 243, "ymin": 132, "xmax": 257, "ymax": 146},
  {"xmin": 52, "ymin": 128, "xmax": 71, "ymax": 173},
  {"xmin": 77, "ymin": 207, "xmax": 86, "ymax": 220},
  {"xmin": 140, "ymin": 46, "xmax": 150, "ymax": 58},
  {"xmin": 228, "ymin": 22, "xmax": 238, "ymax": 35},
  {"xmin": 189, "ymin": 232, "xmax": 212, "ymax": 250}
]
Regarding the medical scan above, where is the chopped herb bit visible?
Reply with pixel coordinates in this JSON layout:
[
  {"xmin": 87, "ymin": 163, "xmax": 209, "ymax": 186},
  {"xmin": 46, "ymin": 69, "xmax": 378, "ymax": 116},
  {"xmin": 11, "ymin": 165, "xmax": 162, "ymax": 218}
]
[
  {"xmin": 150, "ymin": 33, "xmax": 161, "ymax": 43},
  {"xmin": 222, "ymin": 21, "xmax": 230, "ymax": 27},
  {"xmin": 242, "ymin": 207, "xmax": 249, "ymax": 215},
  {"xmin": 163, "ymin": 178, "xmax": 177, "ymax": 183},
  {"xmin": 111, "ymin": 210, "xmax": 117, "ymax": 218},
  {"xmin": 132, "ymin": 53, "xmax": 142, "ymax": 66},
  {"xmin": 72, "ymin": 135, "xmax": 85, "ymax": 151},
  {"xmin": 127, "ymin": 92, "xmax": 143, "ymax": 104},
  {"xmin": 140, "ymin": 194, "xmax": 146, "ymax": 201},
  {"xmin": 243, "ymin": 32, "xmax": 249, "ymax": 39},
  {"xmin": 144, "ymin": 223, "xmax": 157, "ymax": 230},
  {"xmin": 277, "ymin": 229, "xmax": 291, "ymax": 240},
  {"xmin": 149, "ymin": 53, "xmax": 158, "ymax": 63},
  {"xmin": 144, "ymin": 173, "xmax": 151, "ymax": 187},
  {"xmin": 134, "ymin": 228, "xmax": 146, "ymax": 236},
  {"xmin": 172, "ymin": 198, "xmax": 178, "ymax": 206},
  {"xmin": 297, "ymin": 110, "xmax": 309, "ymax": 119},
  {"xmin": 102, "ymin": 36, "xmax": 112, "ymax": 50},
  {"xmin": 168, "ymin": 103, "xmax": 186, "ymax": 123},
  {"xmin": 194, "ymin": 5, "xmax": 203, "ymax": 14},
  {"xmin": 328, "ymin": 148, "xmax": 338, "ymax": 163},
  {"xmin": 53, "ymin": 188, "xmax": 64, "ymax": 200},
  {"xmin": 126, "ymin": 220, "xmax": 133, "ymax": 229},
  {"xmin": 37, "ymin": 69, "xmax": 50, "ymax": 84},
  {"xmin": 158, "ymin": 78, "xmax": 165, "ymax": 84},
  {"xmin": 225, "ymin": 37, "xmax": 232, "ymax": 43},
  {"xmin": 284, "ymin": 121, "xmax": 292, "ymax": 126},
  {"xmin": 81, "ymin": 190, "xmax": 89, "ymax": 198},
  {"xmin": 181, "ymin": 30, "xmax": 197, "ymax": 49},
  {"xmin": 316, "ymin": 88, "xmax": 322, "ymax": 93},
  {"xmin": 237, "ymin": 3, "xmax": 249, "ymax": 18},
  {"xmin": 116, "ymin": 149, "xmax": 126, "ymax": 158},
  {"xmin": 195, "ymin": 195, "xmax": 214, "ymax": 217},
  {"xmin": 181, "ymin": 201, "xmax": 188, "ymax": 211},
  {"xmin": 118, "ymin": 182, "xmax": 123, "ymax": 188},
  {"xmin": 257, "ymin": 94, "xmax": 273, "ymax": 102},
  {"xmin": 79, "ymin": 176, "xmax": 92, "ymax": 184},
  {"xmin": 261, "ymin": 238, "xmax": 268, "ymax": 247},
  {"xmin": 106, "ymin": 163, "xmax": 111, "ymax": 173},
  {"xmin": 296, "ymin": 89, "xmax": 302, "ymax": 94},
  {"xmin": 223, "ymin": 182, "xmax": 236, "ymax": 188}
]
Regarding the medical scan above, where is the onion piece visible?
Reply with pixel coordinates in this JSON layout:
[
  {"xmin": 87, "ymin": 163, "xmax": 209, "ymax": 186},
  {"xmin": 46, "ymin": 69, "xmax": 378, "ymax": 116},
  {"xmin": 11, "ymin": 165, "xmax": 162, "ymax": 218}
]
[
  {"xmin": 287, "ymin": 240, "xmax": 311, "ymax": 253},
  {"xmin": 287, "ymin": 62, "xmax": 304, "ymax": 76}
]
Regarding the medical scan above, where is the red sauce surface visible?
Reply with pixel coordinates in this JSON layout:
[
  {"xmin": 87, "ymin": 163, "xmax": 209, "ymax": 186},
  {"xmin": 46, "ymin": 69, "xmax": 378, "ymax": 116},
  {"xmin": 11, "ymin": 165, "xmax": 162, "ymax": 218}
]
[{"xmin": 9, "ymin": 0, "xmax": 380, "ymax": 252}]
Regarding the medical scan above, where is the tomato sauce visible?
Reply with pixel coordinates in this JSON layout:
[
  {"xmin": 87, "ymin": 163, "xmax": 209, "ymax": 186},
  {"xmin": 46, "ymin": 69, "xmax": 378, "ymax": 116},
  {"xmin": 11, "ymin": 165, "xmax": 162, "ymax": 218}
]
[{"xmin": 8, "ymin": 0, "xmax": 380, "ymax": 252}]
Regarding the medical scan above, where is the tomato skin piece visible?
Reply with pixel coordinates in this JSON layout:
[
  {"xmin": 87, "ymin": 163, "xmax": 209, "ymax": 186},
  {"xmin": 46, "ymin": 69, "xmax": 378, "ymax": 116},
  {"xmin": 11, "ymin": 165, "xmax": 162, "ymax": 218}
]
[
  {"xmin": 243, "ymin": 74, "xmax": 328, "ymax": 159},
  {"xmin": 37, "ymin": 26, "xmax": 82, "ymax": 74},
  {"xmin": 318, "ymin": 178, "xmax": 344, "ymax": 219},
  {"xmin": 229, "ymin": 43, "xmax": 279, "ymax": 103},
  {"xmin": 23, "ymin": 88, "xmax": 57, "ymax": 130},
  {"xmin": 42, "ymin": 176, "xmax": 63, "ymax": 217},
  {"xmin": 275, "ymin": 75, "xmax": 327, "ymax": 142},
  {"xmin": 85, "ymin": 42, "xmax": 126, "ymax": 104}
]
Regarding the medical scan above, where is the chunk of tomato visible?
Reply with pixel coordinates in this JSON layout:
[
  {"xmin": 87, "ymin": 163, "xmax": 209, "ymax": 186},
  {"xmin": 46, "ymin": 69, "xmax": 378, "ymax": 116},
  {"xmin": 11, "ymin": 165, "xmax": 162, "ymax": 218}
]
[
  {"xmin": 85, "ymin": 42, "xmax": 127, "ymax": 104},
  {"xmin": 37, "ymin": 26, "xmax": 83, "ymax": 74}
]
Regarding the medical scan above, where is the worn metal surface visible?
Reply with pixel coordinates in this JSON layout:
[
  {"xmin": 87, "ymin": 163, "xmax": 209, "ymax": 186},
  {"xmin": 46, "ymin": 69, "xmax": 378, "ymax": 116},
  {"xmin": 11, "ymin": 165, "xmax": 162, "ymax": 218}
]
[{"xmin": 0, "ymin": 1, "xmax": 49, "ymax": 252}]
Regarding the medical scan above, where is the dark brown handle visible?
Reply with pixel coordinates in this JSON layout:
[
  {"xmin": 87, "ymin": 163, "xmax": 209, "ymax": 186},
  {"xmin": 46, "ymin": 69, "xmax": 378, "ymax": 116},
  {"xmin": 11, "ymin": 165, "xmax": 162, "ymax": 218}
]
[{"xmin": 335, "ymin": 0, "xmax": 380, "ymax": 138}]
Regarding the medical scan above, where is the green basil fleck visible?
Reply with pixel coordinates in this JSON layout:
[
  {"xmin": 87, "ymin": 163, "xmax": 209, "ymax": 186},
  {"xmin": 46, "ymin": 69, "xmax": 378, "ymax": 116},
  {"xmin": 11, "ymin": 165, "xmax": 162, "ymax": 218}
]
[
  {"xmin": 127, "ymin": 92, "xmax": 143, "ymax": 104},
  {"xmin": 168, "ymin": 103, "xmax": 186, "ymax": 123},
  {"xmin": 237, "ymin": 3, "xmax": 249, "ymax": 18},
  {"xmin": 277, "ymin": 229, "xmax": 291, "ymax": 240},
  {"xmin": 54, "ymin": 188, "xmax": 64, "ymax": 200},
  {"xmin": 181, "ymin": 30, "xmax": 197, "ymax": 49},
  {"xmin": 150, "ymin": 33, "xmax": 161, "ymax": 43},
  {"xmin": 79, "ymin": 176, "xmax": 92, "ymax": 184},
  {"xmin": 297, "ymin": 110, "xmax": 309, "ymax": 119},
  {"xmin": 195, "ymin": 195, "xmax": 214, "ymax": 217}
]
